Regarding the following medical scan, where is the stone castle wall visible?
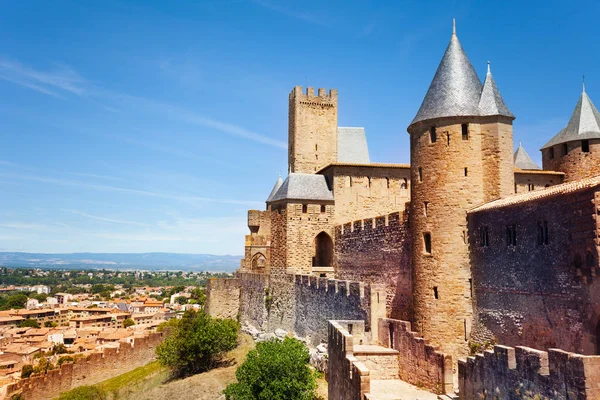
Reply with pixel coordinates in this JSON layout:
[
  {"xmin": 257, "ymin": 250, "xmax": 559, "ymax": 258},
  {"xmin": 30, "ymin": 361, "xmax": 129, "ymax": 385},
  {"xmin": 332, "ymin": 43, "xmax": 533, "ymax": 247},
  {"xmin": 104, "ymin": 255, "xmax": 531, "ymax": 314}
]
[
  {"xmin": 320, "ymin": 164, "xmax": 411, "ymax": 224},
  {"xmin": 334, "ymin": 211, "xmax": 412, "ymax": 321},
  {"xmin": 289, "ymin": 86, "xmax": 338, "ymax": 174},
  {"xmin": 378, "ymin": 318, "xmax": 453, "ymax": 394},
  {"xmin": 205, "ymin": 277, "xmax": 241, "ymax": 320},
  {"xmin": 5, "ymin": 333, "xmax": 162, "ymax": 400},
  {"xmin": 542, "ymin": 139, "xmax": 600, "ymax": 182},
  {"xmin": 468, "ymin": 184, "xmax": 600, "ymax": 354},
  {"xmin": 514, "ymin": 170, "xmax": 564, "ymax": 194},
  {"xmin": 458, "ymin": 345, "xmax": 600, "ymax": 399}
]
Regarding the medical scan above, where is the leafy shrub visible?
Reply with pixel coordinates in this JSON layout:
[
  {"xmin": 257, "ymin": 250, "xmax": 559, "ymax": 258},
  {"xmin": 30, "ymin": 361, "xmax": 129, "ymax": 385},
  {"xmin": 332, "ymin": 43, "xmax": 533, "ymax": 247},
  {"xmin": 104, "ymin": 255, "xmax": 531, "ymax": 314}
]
[
  {"xmin": 21, "ymin": 364, "xmax": 33, "ymax": 379},
  {"xmin": 57, "ymin": 385, "xmax": 107, "ymax": 400},
  {"xmin": 155, "ymin": 310, "xmax": 238, "ymax": 377},
  {"xmin": 224, "ymin": 337, "xmax": 317, "ymax": 400},
  {"xmin": 123, "ymin": 318, "xmax": 135, "ymax": 328},
  {"xmin": 17, "ymin": 319, "xmax": 40, "ymax": 329},
  {"xmin": 58, "ymin": 355, "xmax": 75, "ymax": 366}
]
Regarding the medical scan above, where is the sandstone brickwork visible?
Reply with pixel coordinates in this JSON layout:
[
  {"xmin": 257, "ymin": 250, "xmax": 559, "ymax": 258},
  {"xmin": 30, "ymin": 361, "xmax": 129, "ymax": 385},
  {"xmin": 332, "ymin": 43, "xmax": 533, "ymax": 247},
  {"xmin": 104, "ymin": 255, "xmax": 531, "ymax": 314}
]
[
  {"xmin": 543, "ymin": 139, "xmax": 600, "ymax": 182},
  {"xmin": 289, "ymin": 86, "xmax": 338, "ymax": 174},
  {"xmin": 334, "ymin": 211, "xmax": 412, "ymax": 321},
  {"xmin": 5, "ymin": 333, "xmax": 162, "ymax": 400},
  {"xmin": 468, "ymin": 179, "xmax": 600, "ymax": 354},
  {"xmin": 409, "ymin": 117, "xmax": 515, "ymax": 362},
  {"xmin": 459, "ymin": 345, "xmax": 600, "ymax": 399},
  {"xmin": 205, "ymin": 277, "xmax": 241, "ymax": 320},
  {"xmin": 514, "ymin": 170, "xmax": 564, "ymax": 194},
  {"xmin": 319, "ymin": 163, "xmax": 411, "ymax": 224}
]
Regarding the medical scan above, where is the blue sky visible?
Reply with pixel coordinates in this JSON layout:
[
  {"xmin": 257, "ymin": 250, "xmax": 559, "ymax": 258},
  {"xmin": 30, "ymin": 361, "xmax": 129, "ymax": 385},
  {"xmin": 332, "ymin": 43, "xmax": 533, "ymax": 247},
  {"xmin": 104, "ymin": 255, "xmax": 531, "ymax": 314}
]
[{"xmin": 0, "ymin": 0, "xmax": 598, "ymax": 255}]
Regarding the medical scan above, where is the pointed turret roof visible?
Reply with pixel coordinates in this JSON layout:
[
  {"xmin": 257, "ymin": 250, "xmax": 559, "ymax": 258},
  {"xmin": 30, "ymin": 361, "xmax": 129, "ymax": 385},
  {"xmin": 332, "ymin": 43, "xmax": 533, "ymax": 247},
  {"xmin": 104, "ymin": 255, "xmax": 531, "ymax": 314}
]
[
  {"xmin": 542, "ymin": 84, "xmax": 600, "ymax": 149},
  {"xmin": 268, "ymin": 173, "xmax": 334, "ymax": 203},
  {"xmin": 479, "ymin": 62, "xmax": 514, "ymax": 118},
  {"xmin": 514, "ymin": 142, "xmax": 540, "ymax": 170},
  {"xmin": 266, "ymin": 175, "xmax": 283, "ymax": 203},
  {"xmin": 410, "ymin": 22, "xmax": 483, "ymax": 128}
]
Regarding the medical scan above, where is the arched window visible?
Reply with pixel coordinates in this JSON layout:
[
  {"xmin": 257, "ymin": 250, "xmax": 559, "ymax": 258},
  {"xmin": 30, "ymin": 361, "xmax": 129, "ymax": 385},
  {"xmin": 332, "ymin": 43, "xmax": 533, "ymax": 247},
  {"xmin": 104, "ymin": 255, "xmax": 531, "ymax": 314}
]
[
  {"xmin": 400, "ymin": 178, "xmax": 408, "ymax": 190},
  {"xmin": 313, "ymin": 232, "xmax": 333, "ymax": 267},
  {"xmin": 251, "ymin": 253, "xmax": 267, "ymax": 272}
]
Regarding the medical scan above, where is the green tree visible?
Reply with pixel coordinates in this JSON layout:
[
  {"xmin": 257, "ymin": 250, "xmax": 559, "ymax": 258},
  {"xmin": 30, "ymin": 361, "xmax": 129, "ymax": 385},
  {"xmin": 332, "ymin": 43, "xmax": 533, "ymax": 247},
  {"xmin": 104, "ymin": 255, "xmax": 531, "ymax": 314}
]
[
  {"xmin": 2, "ymin": 293, "xmax": 28, "ymax": 310},
  {"xmin": 156, "ymin": 310, "xmax": 238, "ymax": 377},
  {"xmin": 174, "ymin": 296, "xmax": 188, "ymax": 305},
  {"xmin": 51, "ymin": 343, "xmax": 68, "ymax": 355},
  {"xmin": 44, "ymin": 321, "xmax": 58, "ymax": 328},
  {"xmin": 18, "ymin": 319, "xmax": 40, "ymax": 328},
  {"xmin": 190, "ymin": 287, "xmax": 206, "ymax": 308},
  {"xmin": 224, "ymin": 338, "xmax": 317, "ymax": 400},
  {"xmin": 33, "ymin": 357, "xmax": 54, "ymax": 375},
  {"xmin": 123, "ymin": 318, "xmax": 135, "ymax": 328},
  {"xmin": 21, "ymin": 364, "xmax": 33, "ymax": 378},
  {"xmin": 57, "ymin": 355, "xmax": 74, "ymax": 366}
]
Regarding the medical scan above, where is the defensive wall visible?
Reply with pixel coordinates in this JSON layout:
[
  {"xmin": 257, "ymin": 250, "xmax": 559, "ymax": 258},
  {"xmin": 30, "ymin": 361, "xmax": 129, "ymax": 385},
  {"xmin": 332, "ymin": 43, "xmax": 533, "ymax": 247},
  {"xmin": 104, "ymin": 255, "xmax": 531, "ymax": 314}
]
[
  {"xmin": 4, "ymin": 332, "xmax": 162, "ymax": 400},
  {"xmin": 334, "ymin": 211, "xmax": 412, "ymax": 321},
  {"xmin": 468, "ymin": 176, "xmax": 600, "ymax": 354},
  {"xmin": 205, "ymin": 277, "xmax": 241, "ymax": 320},
  {"xmin": 208, "ymin": 272, "xmax": 386, "ymax": 346},
  {"xmin": 458, "ymin": 345, "xmax": 600, "ymax": 399}
]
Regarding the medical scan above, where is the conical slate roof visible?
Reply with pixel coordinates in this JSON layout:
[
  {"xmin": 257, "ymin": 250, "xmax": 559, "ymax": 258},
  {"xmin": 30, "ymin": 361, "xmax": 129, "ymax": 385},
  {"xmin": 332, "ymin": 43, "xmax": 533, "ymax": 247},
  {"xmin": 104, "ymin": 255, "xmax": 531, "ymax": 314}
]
[
  {"xmin": 268, "ymin": 173, "xmax": 334, "ymax": 203},
  {"xmin": 266, "ymin": 175, "xmax": 283, "ymax": 202},
  {"xmin": 514, "ymin": 142, "xmax": 540, "ymax": 170},
  {"xmin": 479, "ymin": 63, "xmax": 514, "ymax": 118},
  {"xmin": 542, "ymin": 85, "xmax": 600, "ymax": 149},
  {"xmin": 410, "ymin": 26, "xmax": 483, "ymax": 128}
]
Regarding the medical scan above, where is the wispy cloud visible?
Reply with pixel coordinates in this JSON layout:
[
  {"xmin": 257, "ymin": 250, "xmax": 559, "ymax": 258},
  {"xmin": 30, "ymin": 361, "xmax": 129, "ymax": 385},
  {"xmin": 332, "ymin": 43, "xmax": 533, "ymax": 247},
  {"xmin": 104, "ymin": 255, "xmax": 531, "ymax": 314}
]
[
  {"xmin": 0, "ymin": 171, "xmax": 262, "ymax": 207},
  {"xmin": 65, "ymin": 209, "xmax": 151, "ymax": 227},
  {"xmin": 0, "ymin": 222, "xmax": 53, "ymax": 231},
  {"xmin": 0, "ymin": 58, "xmax": 87, "ymax": 98},
  {"xmin": 251, "ymin": 0, "xmax": 329, "ymax": 27}
]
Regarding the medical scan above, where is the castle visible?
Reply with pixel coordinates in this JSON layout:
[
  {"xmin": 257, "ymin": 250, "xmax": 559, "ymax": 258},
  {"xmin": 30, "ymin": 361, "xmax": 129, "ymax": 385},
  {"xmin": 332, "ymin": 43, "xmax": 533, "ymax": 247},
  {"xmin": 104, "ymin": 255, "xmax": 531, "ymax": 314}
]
[{"xmin": 207, "ymin": 23, "xmax": 600, "ymax": 399}]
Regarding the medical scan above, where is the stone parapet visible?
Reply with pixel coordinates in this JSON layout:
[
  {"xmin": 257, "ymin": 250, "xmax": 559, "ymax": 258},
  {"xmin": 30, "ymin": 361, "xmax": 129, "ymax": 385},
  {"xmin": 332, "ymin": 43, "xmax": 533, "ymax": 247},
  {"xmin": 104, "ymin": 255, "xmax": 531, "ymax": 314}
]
[{"xmin": 458, "ymin": 345, "xmax": 600, "ymax": 399}]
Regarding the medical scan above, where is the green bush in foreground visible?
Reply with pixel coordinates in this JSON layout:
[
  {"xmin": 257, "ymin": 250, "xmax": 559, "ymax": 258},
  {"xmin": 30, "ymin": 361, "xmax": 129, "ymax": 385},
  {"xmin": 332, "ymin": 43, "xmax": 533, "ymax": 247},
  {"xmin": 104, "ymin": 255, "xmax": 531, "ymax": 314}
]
[
  {"xmin": 156, "ymin": 310, "xmax": 238, "ymax": 377},
  {"xmin": 57, "ymin": 385, "xmax": 107, "ymax": 400},
  {"xmin": 224, "ymin": 337, "xmax": 317, "ymax": 400}
]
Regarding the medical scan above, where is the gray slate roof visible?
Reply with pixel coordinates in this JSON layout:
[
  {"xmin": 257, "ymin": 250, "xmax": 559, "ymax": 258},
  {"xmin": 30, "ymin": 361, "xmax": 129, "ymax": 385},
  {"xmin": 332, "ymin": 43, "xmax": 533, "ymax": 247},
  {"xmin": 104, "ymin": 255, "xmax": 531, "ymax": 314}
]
[
  {"xmin": 542, "ymin": 87, "xmax": 600, "ymax": 149},
  {"xmin": 410, "ymin": 31, "xmax": 482, "ymax": 127},
  {"xmin": 337, "ymin": 127, "xmax": 370, "ymax": 164},
  {"xmin": 514, "ymin": 143, "xmax": 540, "ymax": 170},
  {"xmin": 410, "ymin": 30, "xmax": 513, "ymax": 129},
  {"xmin": 268, "ymin": 173, "xmax": 334, "ymax": 203},
  {"xmin": 479, "ymin": 64, "xmax": 514, "ymax": 118},
  {"xmin": 266, "ymin": 175, "xmax": 283, "ymax": 202}
]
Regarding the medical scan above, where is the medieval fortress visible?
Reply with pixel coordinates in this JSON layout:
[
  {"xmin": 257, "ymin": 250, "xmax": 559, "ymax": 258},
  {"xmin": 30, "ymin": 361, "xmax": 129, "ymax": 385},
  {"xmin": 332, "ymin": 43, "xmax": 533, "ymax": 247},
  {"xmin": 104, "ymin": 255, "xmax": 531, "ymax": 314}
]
[{"xmin": 207, "ymin": 25, "xmax": 600, "ymax": 399}]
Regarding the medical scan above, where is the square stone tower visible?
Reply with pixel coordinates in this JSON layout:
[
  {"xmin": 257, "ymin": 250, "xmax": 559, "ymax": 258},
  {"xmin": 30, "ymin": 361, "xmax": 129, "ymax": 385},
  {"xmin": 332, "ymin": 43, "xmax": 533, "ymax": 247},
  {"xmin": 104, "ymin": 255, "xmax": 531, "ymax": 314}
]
[{"xmin": 288, "ymin": 86, "xmax": 338, "ymax": 173}]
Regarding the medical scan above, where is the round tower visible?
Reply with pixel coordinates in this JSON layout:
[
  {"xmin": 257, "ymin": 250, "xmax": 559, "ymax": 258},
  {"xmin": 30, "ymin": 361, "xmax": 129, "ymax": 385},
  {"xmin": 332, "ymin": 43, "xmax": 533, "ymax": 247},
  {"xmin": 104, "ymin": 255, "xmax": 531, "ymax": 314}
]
[
  {"xmin": 407, "ymin": 23, "xmax": 515, "ymax": 360},
  {"xmin": 541, "ymin": 83, "xmax": 600, "ymax": 182}
]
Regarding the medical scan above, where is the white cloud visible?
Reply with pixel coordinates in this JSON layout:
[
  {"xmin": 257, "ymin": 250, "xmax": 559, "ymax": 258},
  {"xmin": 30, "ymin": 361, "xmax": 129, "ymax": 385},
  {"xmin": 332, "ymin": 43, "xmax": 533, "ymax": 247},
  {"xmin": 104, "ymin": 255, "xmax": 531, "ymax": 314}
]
[
  {"xmin": 0, "ymin": 59, "xmax": 87, "ymax": 97},
  {"xmin": 65, "ymin": 209, "xmax": 151, "ymax": 227}
]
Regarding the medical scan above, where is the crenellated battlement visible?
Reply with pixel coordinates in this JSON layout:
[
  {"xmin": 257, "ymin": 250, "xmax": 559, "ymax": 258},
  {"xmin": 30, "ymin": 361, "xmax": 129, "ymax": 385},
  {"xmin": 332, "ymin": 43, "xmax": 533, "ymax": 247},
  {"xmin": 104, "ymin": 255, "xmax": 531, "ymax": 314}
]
[
  {"xmin": 335, "ymin": 211, "xmax": 407, "ymax": 237},
  {"xmin": 293, "ymin": 274, "xmax": 367, "ymax": 299},
  {"xmin": 459, "ymin": 344, "xmax": 600, "ymax": 399},
  {"xmin": 290, "ymin": 86, "xmax": 338, "ymax": 102}
]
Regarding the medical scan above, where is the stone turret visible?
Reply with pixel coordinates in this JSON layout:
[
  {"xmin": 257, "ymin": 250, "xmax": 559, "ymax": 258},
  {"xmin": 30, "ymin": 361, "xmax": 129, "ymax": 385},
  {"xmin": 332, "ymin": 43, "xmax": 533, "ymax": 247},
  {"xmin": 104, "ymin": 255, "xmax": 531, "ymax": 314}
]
[
  {"xmin": 407, "ymin": 22, "xmax": 515, "ymax": 360},
  {"xmin": 541, "ymin": 83, "xmax": 600, "ymax": 181}
]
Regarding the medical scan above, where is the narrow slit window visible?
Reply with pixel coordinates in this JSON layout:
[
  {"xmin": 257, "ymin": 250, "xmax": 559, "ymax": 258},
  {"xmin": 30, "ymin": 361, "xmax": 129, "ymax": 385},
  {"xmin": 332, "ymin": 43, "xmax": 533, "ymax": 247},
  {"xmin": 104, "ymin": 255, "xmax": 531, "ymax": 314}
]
[
  {"xmin": 401, "ymin": 178, "xmax": 408, "ymax": 190},
  {"xmin": 418, "ymin": 168, "xmax": 423, "ymax": 182},
  {"xmin": 302, "ymin": 204, "xmax": 308, "ymax": 214},
  {"xmin": 315, "ymin": 144, "xmax": 318, "ymax": 151},
  {"xmin": 320, "ymin": 205, "xmax": 326, "ymax": 213},
  {"xmin": 430, "ymin": 126, "xmax": 437, "ymax": 143},
  {"xmin": 506, "ymin": 225, "xmax": 517, "ymax": 246},
  {"xmin": 462, "ymin": 124, "xmax": 469, "ymax": 140},
  {"xmin": 368, "ymin": 177, "xmax": 372, "ymax": 188},
  {"xmin": 563, "ymin": 143, "xmax": 569, "ymax": 156},
  {"xmin": 433, "ymin": 286, "xmax": 439, "ymax": 299},
  {"xmin": 538, "ymin": 221, "xmax": 549, "ymax": 245},
  {"xmin": 582, "ymin": 140, "xmax": 590, "ymax": 153},
  {"xmin": 447, "ymin": 132, "xmax": 450, "ymax": 146},
  {"xmin": 386, "ymin": 177, "xmax": 390, "ymax": 189},
  {"xmin": 423, "ymin": 232, "xmax": 432, "ymax": 254},
  {"xmin": 479, "ymin": 226, "xmax": 489, "ymax": 247},
  {"xmin": 549, "ymin": 147, "xmax": 555, "ymax": 159},
  {"xmin": 424, "ymin": 201, "xmax": 429, "ymax": 217},
  {"xmin": 464, "ymin": 167, "xmax": 468, "ymax": 177}
]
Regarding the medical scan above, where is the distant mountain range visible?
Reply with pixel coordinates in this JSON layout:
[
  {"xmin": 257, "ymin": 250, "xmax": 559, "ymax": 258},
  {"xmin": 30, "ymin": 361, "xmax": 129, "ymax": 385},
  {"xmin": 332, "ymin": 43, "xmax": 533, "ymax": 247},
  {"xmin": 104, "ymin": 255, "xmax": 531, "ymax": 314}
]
[{"xmin": 0, "ymin": 252, "xmax": 242, "ymax": 272}]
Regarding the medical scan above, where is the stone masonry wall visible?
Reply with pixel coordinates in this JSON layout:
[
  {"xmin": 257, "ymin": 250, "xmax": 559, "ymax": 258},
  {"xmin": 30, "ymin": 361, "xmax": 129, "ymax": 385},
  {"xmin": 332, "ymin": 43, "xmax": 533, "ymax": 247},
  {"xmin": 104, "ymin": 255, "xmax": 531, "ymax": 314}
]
[
  {"xmin": 542, "ymin": 139, "xmax": 600, "ymax": 182},
  {"xmin": 468, "ymin": 183, "xmax": 600, "ymax": 354},
  {"xmin": 205, "ymin": 277, "xmax": 240, "ymax": 320},
  {"xmin": 319, "ymin": 164, "xmax": 411, "ymax": 224},
  {"xmin": 238, "ymin": 272, "xmax": 270, "ymax": 330},
  {"xmin": 334, "ymin": 211, "xmax": 412, "ymax": 321},
  {"xmin": 378, "ymin": 318, "xmax": 453, "ymax": 394},
  {"xmin": 458, "ymin": 345, "xmax": 600, "ymax": 399},
  {"xmin": 5, "ymin": 332, "xmax": 162, "ymax": 400},
  {"xmin": 514, "ymin": 171, "xmax": 564, "ymax": 194},
  {"xmin": 289, "ymin": 86, "xmax": 338, "ymax": 174},
  {"xmin": 328, "ymin": 320, "xmax": 371, "ymax": 400}
]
